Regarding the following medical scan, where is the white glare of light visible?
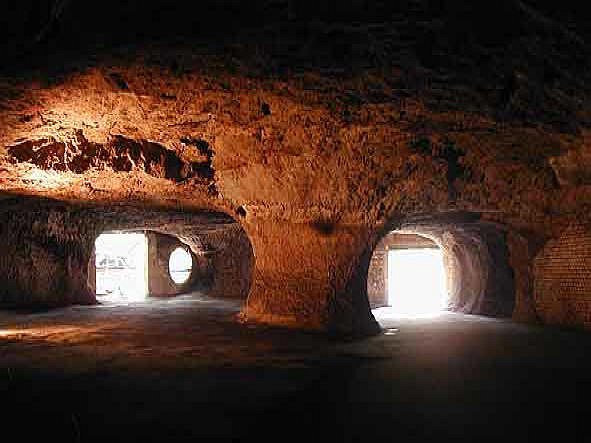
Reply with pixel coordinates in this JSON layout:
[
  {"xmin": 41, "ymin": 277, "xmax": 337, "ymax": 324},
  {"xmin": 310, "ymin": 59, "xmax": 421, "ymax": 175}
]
[
  {"xmin": 387, "ymin": 248, "xmax": 448, "ymax": 318},
  {"xmin": 0, "ymin": 326, "xmax": 80, "ymax": 339},
  {"xmin": 21, "ymin": 168, "xmax": 73, "ymax": 189},
  {"xmin": 169, "ymin": 247, "xmax": 192, "ymax": 284},
  {"xmin": 95, "ymin": 233, "xmax": 147, "ymax": 302},
  {"xmin": 0, "ymin": 329, "xmax": 34, "ymax": 338}
]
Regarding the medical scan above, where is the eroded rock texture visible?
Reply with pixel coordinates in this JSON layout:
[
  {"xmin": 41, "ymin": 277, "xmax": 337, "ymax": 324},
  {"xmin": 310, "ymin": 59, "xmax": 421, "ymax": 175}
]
[
  {"xmin": 7, "ymin": 132, "xmax": 214, "ymax": 183},
  {"xmin": 1, "ymin": 1, "xmax": 591, "ymax": 334},
  {"xmin": 367, "ymin": 213, "xmax": 515, "ymax": 317},
  {"xmin": 0, "ymin": 196, "xmax": 252, "ymax": 308}
]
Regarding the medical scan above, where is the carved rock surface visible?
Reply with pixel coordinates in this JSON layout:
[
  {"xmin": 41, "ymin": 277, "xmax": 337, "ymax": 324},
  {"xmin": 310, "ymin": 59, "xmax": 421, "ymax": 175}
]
[
  {"xmin": 8, "ymin": 131, "xmax": 213, "ymax": 183},
  {"xmin": 0, "ymin": 1, "xmax": 591, "ymax": 333}
]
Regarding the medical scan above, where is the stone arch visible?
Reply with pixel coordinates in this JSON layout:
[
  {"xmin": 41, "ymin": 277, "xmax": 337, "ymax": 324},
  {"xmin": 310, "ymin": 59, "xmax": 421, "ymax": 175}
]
[
  {"xmin": 0, "ymin": 195, "xmax": 255, "ymax": 308},
  {"xmin": 365, "ymin": 212, "xmax": 516, "ymax": 320},
  {"xmin": 88, "ymin": 209, "xmax": 256, "ymax": 302}
]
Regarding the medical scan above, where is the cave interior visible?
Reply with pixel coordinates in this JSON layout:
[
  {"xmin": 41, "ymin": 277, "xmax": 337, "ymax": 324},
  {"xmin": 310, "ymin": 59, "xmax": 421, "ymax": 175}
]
[{"xmin": 1, "ymin": 1, "xmax": 591, "ymax": 441}]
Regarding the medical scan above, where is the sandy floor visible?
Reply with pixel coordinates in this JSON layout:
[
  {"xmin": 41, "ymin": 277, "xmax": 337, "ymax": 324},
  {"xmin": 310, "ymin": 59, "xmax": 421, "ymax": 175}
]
[{"xmin": 1, "ymin": 294, "xmax": 590, "ymax": 442}]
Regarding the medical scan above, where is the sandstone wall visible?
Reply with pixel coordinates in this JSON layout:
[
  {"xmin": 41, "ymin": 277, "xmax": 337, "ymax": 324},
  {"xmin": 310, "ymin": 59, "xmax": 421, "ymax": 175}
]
[
  {"xmin": 198, "ymin": 225, "xmax": 254, "ymax": 300},
  {"xmin": 146, "ymin": 232, "xmax": 212, "ymax": 297},
  {"xmin": 0, "ymin": 197, "xmax": 250, "ymax": 307},
  {"xmin": 438, "ymin": 225, "xmax": 515, "ymax": 317},
  {"xmin": 0, "ymin": 201, "xmax": 96, "ymax": 308},
  {"xmin": 1, "ymin": 0, "xmax": 590, "ymax": 333}
]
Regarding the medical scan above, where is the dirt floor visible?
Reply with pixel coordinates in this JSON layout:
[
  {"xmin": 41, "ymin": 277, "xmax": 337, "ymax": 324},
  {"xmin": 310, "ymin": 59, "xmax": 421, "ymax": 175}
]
[{"xmin": 1, "ymin": 294, "xmax": 589, "ymax": 442}]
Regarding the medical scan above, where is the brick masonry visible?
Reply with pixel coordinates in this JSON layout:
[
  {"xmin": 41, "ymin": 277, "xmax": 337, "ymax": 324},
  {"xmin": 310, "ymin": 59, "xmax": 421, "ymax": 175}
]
[{"xmin": 534, "ymin": 222, "xmax": 591, "ymax": 328}]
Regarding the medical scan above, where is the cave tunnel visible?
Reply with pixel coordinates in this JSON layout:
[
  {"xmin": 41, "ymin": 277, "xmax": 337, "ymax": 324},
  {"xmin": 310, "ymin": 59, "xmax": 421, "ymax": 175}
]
[
  {"xmin": 92, "ymin": 231, "xmax": 208, "ymax": 303},
  {"xmin": 369, "ymin": 233, "xmax": 448, "ymax": 318},
  {"xmin": 0, "ymin": 196, "xmax": 254, "ymax": 310},
  {"xmin": 2, "ymin": 1, "xmax": 591, "ymax": 441},
  {"xmin": 368, "ymin": 213, "xmax": 515, "ymax": 324}
]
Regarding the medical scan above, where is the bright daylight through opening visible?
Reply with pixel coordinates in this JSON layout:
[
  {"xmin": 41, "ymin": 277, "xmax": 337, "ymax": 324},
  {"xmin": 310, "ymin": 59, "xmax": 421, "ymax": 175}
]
[
  {"xmin": 95, "ymin": 232, "xmax": 148, "ymax": 302},
  {"xmin": 169, "ymin": 247, "xmax": 192, "ymax": 284},
  {"xmin": 387, "ymin": 248, "xmax": 448, "ymax": 318}
]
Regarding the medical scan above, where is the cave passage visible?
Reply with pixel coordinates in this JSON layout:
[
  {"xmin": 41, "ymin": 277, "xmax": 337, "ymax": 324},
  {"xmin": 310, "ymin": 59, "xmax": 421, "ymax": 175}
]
[
  {"xmin": 95, "ymin": 232, "xmax": 148, "ymax": 302},
  {"xmin": 368, "ymin": 216, "xmax": 516, "ymax": 327},
  {"xmin": 387, "ymin": 247, "xmax": 448, "ymax": 318}
]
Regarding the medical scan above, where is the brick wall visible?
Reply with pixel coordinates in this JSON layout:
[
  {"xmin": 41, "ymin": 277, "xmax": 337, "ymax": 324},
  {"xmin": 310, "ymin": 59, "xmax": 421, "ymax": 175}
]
[{"xmin": 534, "ymin": 222, "xmax": 591, "ymax": 328}]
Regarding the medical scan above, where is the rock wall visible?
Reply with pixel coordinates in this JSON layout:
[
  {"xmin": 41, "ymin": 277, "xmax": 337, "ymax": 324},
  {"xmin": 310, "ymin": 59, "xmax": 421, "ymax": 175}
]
[
  {"xmin": 0, "ymin": 1, "xmax": 590, "ymax": 333},
  {"xmin": 146, "ymin": 232, "xmax": 212, "ymax": 297},
  {"xmin": 194, "ymin": 225, "xmax": 254, "ymax": 300},
  {"xmin": 0, "ymin": 197, "xmax": 250, "ymax": 307},
  {"xmin": 367, "ymin": 250, "xmax": 387, "ymax": 308},
  {"xmin": 7, "ymin": 131, "xmax": 214, "ymax": 183},
  {"xmin": 0, "ymin": 200, "xmax": 96, "ymax": 308},
  {"xmin": 439, "ymin": 225, "xmax": 515, "ymax": 317}
]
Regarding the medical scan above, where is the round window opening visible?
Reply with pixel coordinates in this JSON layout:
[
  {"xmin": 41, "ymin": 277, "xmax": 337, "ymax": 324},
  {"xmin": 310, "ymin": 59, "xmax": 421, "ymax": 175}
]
[{"xmin": 169, "ymin": 247, "xmax": 193, "ymax": 285}]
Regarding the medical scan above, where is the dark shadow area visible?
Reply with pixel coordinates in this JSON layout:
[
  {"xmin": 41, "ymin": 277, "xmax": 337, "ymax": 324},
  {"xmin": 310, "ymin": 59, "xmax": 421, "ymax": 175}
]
[
  {"xmin": 2, "ymin": 1, "xmax": 589, "ymax": 131},
  {"xmin": 1, "ymin": 299, "xmax": 589, "ymax": 442}
]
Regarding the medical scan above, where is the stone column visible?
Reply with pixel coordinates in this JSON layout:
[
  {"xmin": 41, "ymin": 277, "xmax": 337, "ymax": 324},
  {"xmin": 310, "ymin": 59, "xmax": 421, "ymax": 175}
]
[
  {"xmin": 507, "ymin": 230, "xmax": 540, "ymax": 323},
  {"xmin": 243, "ymin": 218, "xmax": 380, "ymax": 336}
]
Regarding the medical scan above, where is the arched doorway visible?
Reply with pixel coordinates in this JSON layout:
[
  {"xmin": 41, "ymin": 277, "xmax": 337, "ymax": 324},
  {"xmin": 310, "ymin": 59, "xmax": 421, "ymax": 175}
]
[
  {"xmin": 89, "ymin": 215, "xmax": 256, "ymax": 304},
  {"xmin": 368, "ymin": 213, "xmax": 516, "ymax": 325},
  {"xmin": 388, "ymin": 234, "xmax": 447, "ymax": 317},
  {"xmin": 0, "ymin": 195, "xmax": 255, "ymax": 310},
  {"xmin": 368, "ymin": 232, "xmax": 448, "ymax": 318}
]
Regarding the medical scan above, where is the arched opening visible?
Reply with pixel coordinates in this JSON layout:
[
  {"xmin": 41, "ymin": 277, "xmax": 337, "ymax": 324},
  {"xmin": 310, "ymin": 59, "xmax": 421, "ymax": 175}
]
[
  {"xmin": 368, "ymin": 213, "xmax": 516, "ymax": 325},
  {"xmin": 88, "ymin": 222, "xmax": 255, "ymax": 303},
  {"xmin": 91, "ymin": 230, "xmax": 209, "ymax": 302},
  {"xmin": 368, "ymin": 232, "xmax": 449, "ymax": 319},
  {"xmin": 0, "ymin": 196, "xmax": 255, "ymax": 310}
]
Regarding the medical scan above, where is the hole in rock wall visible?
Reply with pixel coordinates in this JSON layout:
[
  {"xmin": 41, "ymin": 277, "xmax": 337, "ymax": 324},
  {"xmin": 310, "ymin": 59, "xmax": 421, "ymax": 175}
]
[
  {"xmin": 169, "ymin": 247, "xmax": 192, "ymax": 285},
  {"xmin": 0, "ymin": 196, "xmax": 255, "ymax": 310}
]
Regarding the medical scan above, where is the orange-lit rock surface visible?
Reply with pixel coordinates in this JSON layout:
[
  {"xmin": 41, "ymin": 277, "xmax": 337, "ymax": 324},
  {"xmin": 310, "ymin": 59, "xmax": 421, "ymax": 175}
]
[{"xmin": 2, "ymin": 1, "xmax": 591, "ymax": 333}]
